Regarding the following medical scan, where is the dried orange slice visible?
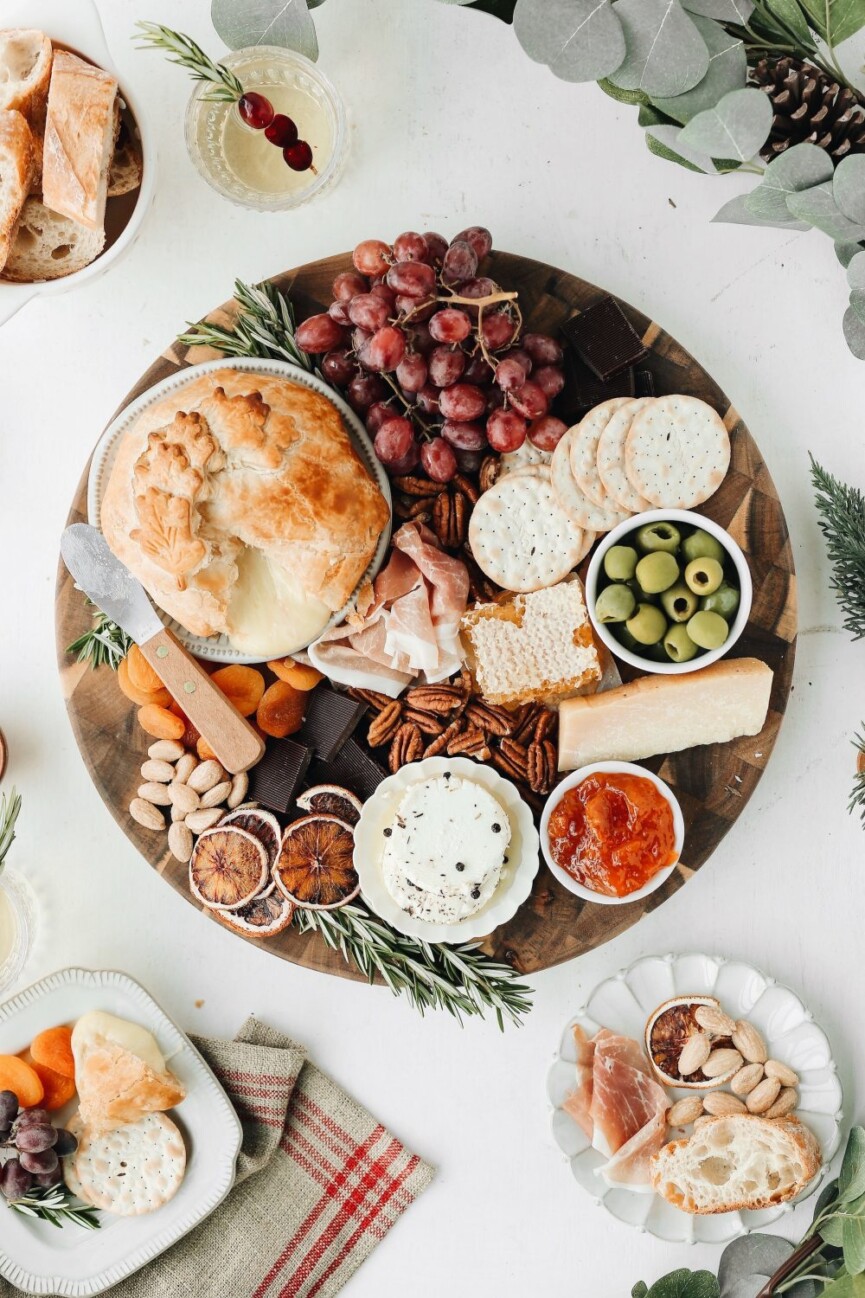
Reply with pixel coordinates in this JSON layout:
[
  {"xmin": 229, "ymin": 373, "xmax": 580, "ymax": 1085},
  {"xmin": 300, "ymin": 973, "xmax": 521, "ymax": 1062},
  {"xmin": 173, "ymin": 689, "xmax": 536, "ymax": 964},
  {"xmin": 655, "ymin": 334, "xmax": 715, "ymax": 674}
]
[
  {"xmin": 296, "ymin": 784, "xmax": 362, "ymax": 827},
  {"xmin": 274, "ymin": 815, "xmax": 359, "ymax": 910},
  {"xmin": 220, "ymin": 808, "xmax": 282, "ymax": 868},
  {"xmin": 216, "ymin": 891, "xmax": 295, "ymax": 938},
  {"xmin": 645, "ymin": 995, "xmax": 735, "ymax": 1090},
  {"xmin": 189, "ymin": 827, "xmax": 268, "ymax": 911}
]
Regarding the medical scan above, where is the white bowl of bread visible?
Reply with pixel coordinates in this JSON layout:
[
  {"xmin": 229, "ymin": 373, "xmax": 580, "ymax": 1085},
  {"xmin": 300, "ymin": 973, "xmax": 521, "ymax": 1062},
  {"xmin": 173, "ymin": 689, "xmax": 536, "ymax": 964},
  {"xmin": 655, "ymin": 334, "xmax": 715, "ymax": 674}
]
[{"xmin": 0, "ymin": 0, "xmax": 154, "ymax": 325}]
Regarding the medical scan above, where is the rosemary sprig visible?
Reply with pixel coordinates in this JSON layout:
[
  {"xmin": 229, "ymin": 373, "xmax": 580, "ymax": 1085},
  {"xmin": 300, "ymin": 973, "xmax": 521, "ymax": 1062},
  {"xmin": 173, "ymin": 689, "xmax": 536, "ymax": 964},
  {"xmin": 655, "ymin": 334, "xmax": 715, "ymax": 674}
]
[
  {"xmin": 294, "ymin": 900, "xmax": 533, "ymax": 1029},
  {"xmin": 811, "ymin": 456, "xmax": 865, "ymax": 641},
  {"xmin": 66, "ymin": 601, "xmax": 133, "ymax": 671},
  {"xmin": 0, "ymin": 787, "xmax": 21, "ymax": 873},
  {"xmin": 7, "ymin": 1183, "xmax": 100, "ymax": 1230},
  {"xmin": 852, "ymin": 732, "xmax": 865, "ymax": 828},
  {"xmin": 178, "ymin": 279, "xmax": 318, "ymax": 376},
  {"xmin": 135, "ymin": 22, "xmax": 244, "ymax": 103}
]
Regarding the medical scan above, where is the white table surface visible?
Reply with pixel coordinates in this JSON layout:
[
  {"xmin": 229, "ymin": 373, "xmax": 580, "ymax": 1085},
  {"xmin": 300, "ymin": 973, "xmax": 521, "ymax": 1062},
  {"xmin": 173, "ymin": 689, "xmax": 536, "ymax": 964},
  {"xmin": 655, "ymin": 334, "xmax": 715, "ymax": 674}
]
[{"xmin": 1, "ymin": 1, "xmax": 863, "ymax": 1293}]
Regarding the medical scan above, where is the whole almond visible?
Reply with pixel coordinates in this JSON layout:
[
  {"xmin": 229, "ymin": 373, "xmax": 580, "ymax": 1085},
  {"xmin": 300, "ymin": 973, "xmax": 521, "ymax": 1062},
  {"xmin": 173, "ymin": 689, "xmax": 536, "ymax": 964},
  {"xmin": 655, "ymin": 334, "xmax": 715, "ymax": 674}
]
[
  {"xmin": 765, "ymin": 1087, "xmax": 798, "ymax": 1119},
  {"xmin": 764, "ymin": 1059, "xmax": 799, "ymax": 1088},
  {"xmin": 188, "ymin": 759, "xmax": 226, "ymax": 794},
  {"xmin": 168, "ymin": 822, "xmax": 194, "ymax": 864},
  {"xmin": 169, "ymin": 782, "xmax": 200, "ymax": 815},
  {"xmin": 667, "ymin": 1096, "xmax": 704, "ymax": 1126},
  {"xmin": 129, "ymin": 798, "xmax": 165, "ymax": 830},
  {"xmin": 730, "ymin": 1063, "xmax": 765, "ymax": 1096},
  {"xmin": 746, "ymin": 1076, "xmax": 782, "ymax": 1114},
  {"xmin": 703, "ymin": 1091, "xmax": 747, "ymax": 1116},
  {"xmin": 140, "ymin": 759, "xmax": 175, "ymax": 783},
  {"xmin": 201, "ymin": 780, "xmax": 232, "ymax": 809},
  {"xmin": 138, "ymin": 781, "xmax": 173, "ymax": 806},
  {"xmin": 678, "ymin": 1033, "xmax": 712, "ymax": 1076},
  {"xmin": 732, "ymin": 1020, "xmax": 768, "ymax": 1064},
  {"xmin": 694, "ymin": 1005, "xmax": 737, "ymax": 1036},
  {"xmin": 174, "ymin": 753, "xmax": 198, "ymax": 784},
  {"xmin": 171, "ymin": 802, "xmax": 188, "ymax": 823},
  {"xmin": 185, "ymin": 807, "xmax": 224, "ymax": 833},
  {"xmin": 148, "ymin": 739, "xmax": 185, "ymax": 762},
  {"xmin": 703, "ymin": 1048, "xmax": 744, "ymax": 1078},
  {"xmin": 227, "ymin": 771, "xmax": 249, "ymax": 809}
]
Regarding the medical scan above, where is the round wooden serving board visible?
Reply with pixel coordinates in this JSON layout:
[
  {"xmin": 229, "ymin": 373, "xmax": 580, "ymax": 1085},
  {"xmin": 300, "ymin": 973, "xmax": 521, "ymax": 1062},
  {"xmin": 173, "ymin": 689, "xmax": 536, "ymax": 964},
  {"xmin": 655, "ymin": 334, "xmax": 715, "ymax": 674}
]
[{"xmin": 55, "ymin": 251, "xmax": 797, "ymax": 982}]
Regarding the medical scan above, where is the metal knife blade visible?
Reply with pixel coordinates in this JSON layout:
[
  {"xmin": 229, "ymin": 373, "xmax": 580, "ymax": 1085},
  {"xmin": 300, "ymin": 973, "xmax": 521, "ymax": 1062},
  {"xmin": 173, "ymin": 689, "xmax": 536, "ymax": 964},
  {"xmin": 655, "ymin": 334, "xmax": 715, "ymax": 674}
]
[{"xmin": 61, "ymin": 524, "xmax": 164, "ymax": 645}]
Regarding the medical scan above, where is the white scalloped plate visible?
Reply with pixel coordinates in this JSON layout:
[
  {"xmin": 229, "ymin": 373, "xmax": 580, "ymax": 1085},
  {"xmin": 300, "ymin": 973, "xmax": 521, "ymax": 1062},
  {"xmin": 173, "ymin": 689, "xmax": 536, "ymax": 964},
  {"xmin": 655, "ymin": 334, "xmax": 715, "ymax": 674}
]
[
  {"xmin": 86, "ymin": 357, "xmax": 392, "ymax": 664},
  {"xmin": 0, "ymin": 968, "xmax": 242, "ymax": 1295},
  {"xmin": 354, "ymin": 756, "xmax": 540, "ymax": 943},
  {"xmin": 547, "ymin": 953, "xmax": 843, "ymax": 1244}
]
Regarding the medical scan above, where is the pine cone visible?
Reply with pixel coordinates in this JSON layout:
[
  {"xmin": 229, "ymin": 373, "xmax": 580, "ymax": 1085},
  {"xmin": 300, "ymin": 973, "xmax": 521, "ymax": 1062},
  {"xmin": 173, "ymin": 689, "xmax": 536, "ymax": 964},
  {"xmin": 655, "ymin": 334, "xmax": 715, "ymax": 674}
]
[{"xmin": 750, "ymin": 57, "xmax": 865, "ymax": 162}]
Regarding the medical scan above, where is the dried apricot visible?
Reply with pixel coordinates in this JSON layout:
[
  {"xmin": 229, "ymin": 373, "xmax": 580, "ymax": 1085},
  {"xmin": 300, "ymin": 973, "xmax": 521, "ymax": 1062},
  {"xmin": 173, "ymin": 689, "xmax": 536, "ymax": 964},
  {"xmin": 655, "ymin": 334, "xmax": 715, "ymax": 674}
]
[
  {"xmin": 126, "ymin": 644, "xmax": 166, "ymax": 695},
  {"xmin": 0, "ymin": 1055, "xmax": 44, "ymax": 1107},
  {"xmin": 210, "ymin": 666, "xmax": 266, "ymax": 717},
  {"xmin": 118, "ymin": 657, "xmax": 171, "ymax": 708},
  {"xmin": 267, "ymin": 659, "xmax": 324, "ymax": 691},
  {"xmin": 138, "ymin": 705, "xmax": 186, "ymax": 741},
  {"xmin": 197, "ymin": 735, "xmax": 217, "ymax": 761},
  {"xmin": 19, "ymin": 1052, "xmax": 75, "ymax": 1111},
  {"xmin": 169, "ymin": 703, "xmax": 200, "ymax": 750},
  {"xmin": 30, "ymin": 1025, "xmax": 74, "ymax": 1078},
  {"xmin": 257, "ymin": 681, "xmax": 306, "ymax": 738}
]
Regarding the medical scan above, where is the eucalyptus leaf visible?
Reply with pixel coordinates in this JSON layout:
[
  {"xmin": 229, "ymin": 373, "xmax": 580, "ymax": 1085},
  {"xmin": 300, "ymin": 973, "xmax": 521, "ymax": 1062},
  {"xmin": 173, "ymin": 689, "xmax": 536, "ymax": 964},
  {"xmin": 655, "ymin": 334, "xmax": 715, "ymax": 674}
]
[
  {"xmin": 211, "ymin": 0, "xmax": 319, "ymax": 59},
  {"xmin": 713, "ymin": 191, "xmax": 808, "ymax": 225},
  {"xmin": 762, "ymin": 0, "xmax": 817, "ymax": 43},
  {"xmin": 640, "ymin": 101, "xmax": 679, "ymax": 126},
  {"xmin": 798, "ymin": 0, "xmax": 865, "ymax": 46},
  {"xmin": 633, "ymin": 1286, "xmax": 650, "ymax": 1298},
  {"xmin": 838, "ymin": 240, "xmax": 865, "ymax": 266},
  {"xmin": 610, "ymin": 0, "xmax": 709, "ymax": 98},
  {"xmin": 682, "ymin": 0, "xmax": 754, "ymax": 19},
  {"xmin": 651, "ymin": 13, "xmax": 745, "ymax": 124},
  {"xmin": 822, "ymin": 1213, "xmax": 847, "ymax": 1245},
  {"xmin": 844, "ymin": 1213, "xmax": 865, "ymax": 1273},
  {"xmin": 834, "ymin": 155, "xmax": 865, "ymax": 224},
  {"xmin": 745, "ymin": 141, "xmax": 834, "ymax": 222},
  {"xmin": 821, "ymin": 1271, "xmax": 865, "ymax": 1297},
  {"xmin": 718, "ymin": 1234, "xmax": 794, "ymax": 1296},
  {"xmin": 598, "ymin": 77, "xmax": 650, "ymax": 104},
  {"xmin": 679, "ymin": 87, "xmax": 771, "ymax": 160},
  {"xmin": 841, "ymin": 1131, "xmax": 865, "ymax": 1203},
  {"xmin": 464, "ymin": 0, "xmax": 517, "ymax": 17},
  {"xmin": 787, "ymin": 181, "xmax": 865, "ymax": 239},
  {"xmin": 848, "ymin": 249, "xmax": 865, "ymax": 285},
  {"xmin": 721, "ymin": 1281, "xmax": 772, "ymax": 1298},
  {"xmin": 647, "ymin": 1269, "xmax": 720, "ymax": 1298},
  {"xmin": 513, "ymin": 0, "xmax": 626, "ymax": 81},
  {"xmin": 815, "ymin": 1178, "xmax": 841, "ymax": 1220},
  {"xmin": 646, "ymin": 124, "xmax": 711, "ymax": 171}
]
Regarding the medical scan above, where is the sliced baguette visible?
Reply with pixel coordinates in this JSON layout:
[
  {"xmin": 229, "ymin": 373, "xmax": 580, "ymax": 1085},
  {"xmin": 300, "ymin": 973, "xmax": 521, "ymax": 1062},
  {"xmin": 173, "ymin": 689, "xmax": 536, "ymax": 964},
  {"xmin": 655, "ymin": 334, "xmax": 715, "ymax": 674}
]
[
  {"xmin": 42, "ymin": 49, "xmax": 118, "ymax": 231},
  {"xmin": 107, "ymin": 116, "xmax": 142, "ymax": 197},
  {"xmin": 651, "ymin": 1113, "xmax": 821, "ymax": 1214},
  {"xmin": 0, "ymin": 108, "xmax": 34, "ymax": 271},
  {"xmin": 1, "ymin": 196, "xmax": 104, "ymax": 281},
  {"xmin": 0, "ymin": 30, "xmax": 52, "ymax": 128}
]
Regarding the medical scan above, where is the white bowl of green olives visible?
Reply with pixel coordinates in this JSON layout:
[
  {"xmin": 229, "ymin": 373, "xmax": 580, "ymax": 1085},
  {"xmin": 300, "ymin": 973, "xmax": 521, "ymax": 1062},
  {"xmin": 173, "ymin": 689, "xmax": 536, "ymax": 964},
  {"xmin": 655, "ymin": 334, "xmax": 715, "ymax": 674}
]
[{"xmin": 586, "ymin": 510, "xmax": 752, "ymax": 675}]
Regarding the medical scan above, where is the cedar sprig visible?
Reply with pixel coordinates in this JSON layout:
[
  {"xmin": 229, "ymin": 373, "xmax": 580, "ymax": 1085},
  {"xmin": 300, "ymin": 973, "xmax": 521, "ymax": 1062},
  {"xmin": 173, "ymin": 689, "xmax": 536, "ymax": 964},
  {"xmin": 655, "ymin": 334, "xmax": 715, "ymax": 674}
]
[
  {"xmin": 178, "ymin": 279, "xmax": 319, "ymax": 377},
  {"xmin": 135, "ymin": 23, "xmax": 244, "ymax": 103},
  {"xmin": 7, "ymin": 1183, "xmax": 100, "ymax": 1230},
  {"xmin": 811, "ymin": 456, "xmax": 865, "ymax": 641},
  {"xmin": 66, "ymin": 601, "xmax": 133, "ymax": 671},
  {"xmin": 294, "ymin": 900, "xmax": 533, "ymax": 1029},
  {"xmin": 0, "ymin": 787, "xmax": 21, "ymax": 874}
]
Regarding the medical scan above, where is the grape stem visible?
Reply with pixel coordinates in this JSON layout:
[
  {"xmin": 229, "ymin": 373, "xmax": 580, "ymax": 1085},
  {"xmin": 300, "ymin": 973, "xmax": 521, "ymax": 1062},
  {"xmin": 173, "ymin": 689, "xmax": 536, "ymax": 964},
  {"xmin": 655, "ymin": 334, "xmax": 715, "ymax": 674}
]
[
  {"xmin": 379, "ymin": 373, "xmax": 436, "ymax": 439},
  {"xmin": 398, "ymin": 286, "xmax": 522, "ymax": 375}
]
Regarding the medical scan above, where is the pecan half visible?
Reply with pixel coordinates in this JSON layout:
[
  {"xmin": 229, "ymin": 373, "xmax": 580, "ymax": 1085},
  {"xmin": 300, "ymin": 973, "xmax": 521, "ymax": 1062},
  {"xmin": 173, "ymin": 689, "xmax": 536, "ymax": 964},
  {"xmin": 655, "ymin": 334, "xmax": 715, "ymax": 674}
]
[
  {"xmin": 451, "ymin": 490, "xmax": 469, "ymax": 545},
  {"xmin": 479, "ymin": 454, "xmax": 500, "ymax": 493},
  {"xmin": 498, "ymin": 737, "xmax": 529, "ymax": 779},
  {"xmin": 447, "ymin": 726, "xmax": 489, "ymax": 758},
  {"xmin": 511, "ymin": 703, "xmax": 543, "ymax": 746},
  {"xmin": 527, "ymin": 739, "xmax": 556, "ymax": 793},
  {"xmin": 392, "ymin": 475, "xmax": 445, "ymax": 497},
  {"xmin": 401, "ymin": 707, "xmax": 446, "ymax": 736},
  {"xmin": 452, "ymin": 473, "xmax": 480, "ymax": 505},
  {"xmin": 432, "ymin": 491, "xmax": 455, "ymax": 548},
  {"xmin": 465, "ymin": 700, "xmax": 515, "ymax": 737},
  {"xmin": 491, "ymin": 747, "xmax": 526, "ymax": 782},
  {"xmin": 423, "ymin": 717, "xmax": 465, "ymax": 758},
  {"xmin": 347, "ymin": 688, "xmax": 392, "ymax": 712},
  {"xmin": 533, "ymin": 710, "xmax": 557, "ymax": 743},
  {"xmin": 405, "ymin": 685, "xmax": 463, "ymax": 715},
  {"xmin": 367, "ymin": 700, "xmax": 403, "ymax": 747},
  {"xmin": 389, "ymin": 722, "xmax": 423, "ymax": 772}
]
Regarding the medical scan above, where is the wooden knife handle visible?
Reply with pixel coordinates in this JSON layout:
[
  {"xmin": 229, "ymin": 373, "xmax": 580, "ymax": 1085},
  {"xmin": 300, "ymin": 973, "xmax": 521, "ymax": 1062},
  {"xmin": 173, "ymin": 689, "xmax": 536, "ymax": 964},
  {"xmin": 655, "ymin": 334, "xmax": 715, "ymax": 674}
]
[{"xmin": 139, "ymin": 628, "xmax": 265, "ymax": 775}]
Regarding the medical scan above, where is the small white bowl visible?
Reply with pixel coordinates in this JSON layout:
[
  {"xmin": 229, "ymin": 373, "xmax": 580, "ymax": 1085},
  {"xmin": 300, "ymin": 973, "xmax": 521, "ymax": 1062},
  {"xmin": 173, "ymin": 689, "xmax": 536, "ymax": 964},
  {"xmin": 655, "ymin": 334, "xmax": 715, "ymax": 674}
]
[
  {"xmin": 585, "ymin": 509, "xmax": 753, "ymax": 676},
  {"xmin": 540, "ymin": 761, "xmax": 684, "ymax": 906}
]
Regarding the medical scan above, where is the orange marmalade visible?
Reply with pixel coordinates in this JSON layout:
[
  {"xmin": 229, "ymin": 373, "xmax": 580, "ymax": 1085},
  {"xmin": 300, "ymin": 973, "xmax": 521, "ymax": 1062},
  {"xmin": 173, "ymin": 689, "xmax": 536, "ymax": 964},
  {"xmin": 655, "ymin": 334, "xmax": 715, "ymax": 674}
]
[{"xmin": 547, "ymin": 772, "xmax": 677, "ymax": 897}]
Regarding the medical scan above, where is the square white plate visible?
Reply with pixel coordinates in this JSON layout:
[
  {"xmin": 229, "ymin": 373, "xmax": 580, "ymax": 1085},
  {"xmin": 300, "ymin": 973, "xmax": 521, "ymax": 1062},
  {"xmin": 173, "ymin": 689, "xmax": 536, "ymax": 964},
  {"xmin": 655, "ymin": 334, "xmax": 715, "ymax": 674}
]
[{"xmin": 0, "ymin": 968, "xmax": 242, "ymax": 1295}]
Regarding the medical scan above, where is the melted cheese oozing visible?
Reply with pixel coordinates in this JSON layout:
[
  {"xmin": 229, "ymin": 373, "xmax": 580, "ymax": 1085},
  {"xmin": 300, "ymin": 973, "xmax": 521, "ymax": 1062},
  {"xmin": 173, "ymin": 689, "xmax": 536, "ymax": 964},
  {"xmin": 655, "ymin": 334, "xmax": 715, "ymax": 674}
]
[
  {"xmin": 72, "ymin": 1011, "xmax": 166, "ymax": 1075},
  {"xmin": 227, "ymin": 547, "xmax": 332, "ymax": 658}
]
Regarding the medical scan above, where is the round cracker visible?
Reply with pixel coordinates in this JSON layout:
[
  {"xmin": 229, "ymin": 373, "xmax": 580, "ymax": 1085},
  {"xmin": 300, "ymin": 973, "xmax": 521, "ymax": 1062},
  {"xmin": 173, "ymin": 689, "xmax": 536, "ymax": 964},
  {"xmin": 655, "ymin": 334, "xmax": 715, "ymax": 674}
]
[
  {"xmin": 596, "ymin": 397, "xmax": 654, "ymax": 513},
  {"xmin": 625, "ymin": 394, "xmax": 731, "ymax": 508},
  {"xmin": 499, "ymin": 439, "xmax": 552, "ymax": 477},
  {"xmin": 468, "ymin": 471, "xmax": 583, "ymax": 592},
  {"xmin": 551, "ymin": 426, "xmax": 632, "ymax": 533},
  {"xmin": 574, "ymin": 528, "xmax": 597, "ymax": 566},
  {"xmin": 570, "ymin": 398, "xmax": 632, "ymax": 506},
  {"xmin": 65, "ymin": 1111, "xmax": 186, "ymax": 1217}
]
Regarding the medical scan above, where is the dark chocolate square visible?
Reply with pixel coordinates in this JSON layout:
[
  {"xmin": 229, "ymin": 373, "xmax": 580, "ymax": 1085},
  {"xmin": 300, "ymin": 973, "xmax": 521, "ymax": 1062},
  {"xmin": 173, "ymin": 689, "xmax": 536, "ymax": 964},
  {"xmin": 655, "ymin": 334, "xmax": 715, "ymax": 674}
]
[
  {"xmin": 298, "ymin": 687, "xmax": 367, "ymax": 762},
  {"xmin": 635, "ymin": 368, "xmax": 656, "ymax": 397},
  {"xmin": 305, "ymin": 739, "xmax": 387, "ymax": 804},
  {"xmin": 561, "ymin": 296, "xmax": 649, "ymax": 381},
  {"xmin": 557, "ymin": 351, "xmax": 636, "ymax": 418},
  {"xmin": 248, "ymin": 739, "xmax": 311, "ymax": 814}
]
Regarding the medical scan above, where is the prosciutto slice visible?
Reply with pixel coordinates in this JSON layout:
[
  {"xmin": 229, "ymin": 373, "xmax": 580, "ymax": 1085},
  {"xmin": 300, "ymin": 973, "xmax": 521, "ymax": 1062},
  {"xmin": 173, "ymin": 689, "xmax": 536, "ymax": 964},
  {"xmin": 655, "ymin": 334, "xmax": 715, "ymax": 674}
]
[{"xmin": 562, "ymin": 1025, "xmax": 596, "ymax": 1140}]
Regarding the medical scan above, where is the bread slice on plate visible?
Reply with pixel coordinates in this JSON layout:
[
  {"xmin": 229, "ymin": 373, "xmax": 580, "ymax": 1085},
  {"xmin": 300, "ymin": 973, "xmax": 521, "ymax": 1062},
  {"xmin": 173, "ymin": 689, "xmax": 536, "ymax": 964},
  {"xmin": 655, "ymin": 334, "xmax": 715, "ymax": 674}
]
[
  {"xmin": 42, "ymin": 49, "xmax": 118, "ymax": 231},
  {"xmin": 2, "ymin": 196, "xmax": 104, "ymax": 281},
  {"xmin": 0, "ymin": 29, "xmax": 52, "ymax": 127},
  {"xmin": 0, "ymin": 108, "xmax": 35, "ymax": 271},
  {"xmin": 108, "ymin": 115, "xmax": 143, "ymax": 197},
  {"xmin": 651, "ymin": 1113, "xmax": 821, "ymax": 1214}
]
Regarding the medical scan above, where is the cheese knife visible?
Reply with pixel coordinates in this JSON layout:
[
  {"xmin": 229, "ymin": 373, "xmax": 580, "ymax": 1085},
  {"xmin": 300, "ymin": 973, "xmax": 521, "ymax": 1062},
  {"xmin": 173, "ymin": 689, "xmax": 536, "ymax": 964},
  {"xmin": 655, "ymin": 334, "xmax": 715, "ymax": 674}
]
[{"xmin": 61, "ymin": 524, "xmax": 265, "ymax": 775}]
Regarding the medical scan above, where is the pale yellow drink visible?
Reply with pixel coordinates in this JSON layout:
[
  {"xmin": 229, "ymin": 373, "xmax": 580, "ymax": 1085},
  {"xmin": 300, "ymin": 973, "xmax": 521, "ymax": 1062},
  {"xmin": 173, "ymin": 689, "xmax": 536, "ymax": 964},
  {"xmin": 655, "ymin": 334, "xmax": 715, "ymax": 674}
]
[{"xmin": 222, "ymin": 84, "xmax": 334, "ymax": 196}]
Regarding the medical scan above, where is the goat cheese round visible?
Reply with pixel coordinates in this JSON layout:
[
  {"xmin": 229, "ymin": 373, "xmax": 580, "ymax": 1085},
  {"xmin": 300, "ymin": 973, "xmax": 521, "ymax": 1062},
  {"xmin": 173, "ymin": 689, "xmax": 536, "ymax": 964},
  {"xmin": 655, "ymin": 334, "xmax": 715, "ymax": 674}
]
[{"xmin": 381, "ymin": 773, "xmax": 512, "ymax": 923}]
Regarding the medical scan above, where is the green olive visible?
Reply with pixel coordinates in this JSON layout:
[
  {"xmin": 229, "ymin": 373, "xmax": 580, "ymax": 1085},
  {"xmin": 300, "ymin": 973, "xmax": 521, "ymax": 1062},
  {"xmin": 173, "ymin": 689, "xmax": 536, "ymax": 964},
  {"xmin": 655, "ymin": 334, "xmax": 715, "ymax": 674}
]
[
  {"xmin": 635, "ymin": 551, "xmax": 679, "ymax": 595},
  {"xmin": 635, "ymin": 521, "xmax": 682, "ymax": 553},
  {"xmin": 682, "ymin": 528, "xmax": 725, "ymax": 564},
  {"xmin": 687, "ymin": 610, "xmax": 729, "ymax": 650},
  {"xmin": 663, "ymin": 623, "xmax": 699, "ymax": 663},
  {"xmin": 701, "ymin": 582, "xmax": 741, "ymax": 621},
  {"xmin": 660, "ymin": 582, "xmax": 698, "ymax": 623},
  {"xmin": 604, "ymin": 545, "xmax": 638, "ymax": 582},
  {"xmin": 615, "ymin": 625, "xmax": 641, "ymax": 653},
  {"xmin": 684, "ymin": 557, "xmax": 724, "ymax": 596},
  {"xmin": 626, "ymin": 603, "xmax": 668, "ymax": 646},
  {"xmin": 595, "ymin": 583, "xmax": 636, "ymax": 624}
]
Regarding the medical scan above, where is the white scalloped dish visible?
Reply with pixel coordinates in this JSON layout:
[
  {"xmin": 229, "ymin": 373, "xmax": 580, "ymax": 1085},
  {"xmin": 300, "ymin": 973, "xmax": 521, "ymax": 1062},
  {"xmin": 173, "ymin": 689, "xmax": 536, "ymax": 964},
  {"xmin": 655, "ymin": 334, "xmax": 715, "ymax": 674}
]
[
  {"xmin": 547, "ymin": 953, "xmax": 843, "ymax": 1245},
  {"xmin": 0, "ymin": 968, "xmax": 242, "ymax": 1296}
]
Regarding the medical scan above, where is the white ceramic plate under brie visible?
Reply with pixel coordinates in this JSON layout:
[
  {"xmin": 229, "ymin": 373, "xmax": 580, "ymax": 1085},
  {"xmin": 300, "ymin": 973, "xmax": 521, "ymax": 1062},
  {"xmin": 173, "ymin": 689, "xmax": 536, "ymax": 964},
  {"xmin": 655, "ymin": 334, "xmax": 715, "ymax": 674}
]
[
  {"xmin": 547, "ymin": 953, "xmax": 843, "ymax": 1245},
  {"xmin": 354, "ymin": 756, "xmax": 540, "ymax": 944},
  {"xmin": 86, "ymin": 357, "xmax": 392, "ymax": 664},
  {"xmin": 0, "ymin": 968, "xmax": 242, "ymax": 1296}
]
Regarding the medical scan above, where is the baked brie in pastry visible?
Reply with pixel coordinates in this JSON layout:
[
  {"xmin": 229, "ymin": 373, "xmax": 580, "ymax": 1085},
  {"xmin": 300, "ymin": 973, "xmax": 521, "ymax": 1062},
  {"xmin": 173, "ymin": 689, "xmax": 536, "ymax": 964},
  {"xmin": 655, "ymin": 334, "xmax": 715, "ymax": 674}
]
[{"xmin": 100, "ymin": 368, "xmax": 390, "ymax": 657}]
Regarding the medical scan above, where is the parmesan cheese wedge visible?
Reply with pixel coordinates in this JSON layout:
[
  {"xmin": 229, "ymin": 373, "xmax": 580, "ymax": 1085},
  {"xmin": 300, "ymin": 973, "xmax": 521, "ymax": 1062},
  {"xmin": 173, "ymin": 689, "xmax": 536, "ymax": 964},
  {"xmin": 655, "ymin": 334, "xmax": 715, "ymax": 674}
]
[{"xmin": 557, "ymin": 658, "xmax": 772, "ymax": 771}]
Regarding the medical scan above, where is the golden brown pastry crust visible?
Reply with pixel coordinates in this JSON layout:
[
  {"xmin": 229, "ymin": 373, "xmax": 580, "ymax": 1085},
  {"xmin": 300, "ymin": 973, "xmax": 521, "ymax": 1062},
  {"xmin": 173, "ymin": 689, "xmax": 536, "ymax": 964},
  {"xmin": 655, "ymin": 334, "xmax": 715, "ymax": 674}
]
[
  {"xmin": 76, "ymin": 1040, "xmax": 186, "ymax": 1132},
  {"xmin": 101, "ymin": 368, "xmax": 391, "ymax": 641}
]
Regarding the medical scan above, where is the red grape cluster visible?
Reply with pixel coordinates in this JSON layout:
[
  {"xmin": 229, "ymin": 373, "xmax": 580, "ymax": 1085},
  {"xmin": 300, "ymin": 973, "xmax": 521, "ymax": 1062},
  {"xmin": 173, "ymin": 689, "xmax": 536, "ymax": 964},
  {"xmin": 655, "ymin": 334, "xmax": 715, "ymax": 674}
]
[
  {"xmin": 294, "ymin": 227, "xmax": 569, "ymax": 483},
  {"xmin": 0, "ymin": 1090, "xmax": 77, "ymax": 1198},
  {"xmin": 238, "ymin": 92, "xmax": 314, "ymax": 172}
]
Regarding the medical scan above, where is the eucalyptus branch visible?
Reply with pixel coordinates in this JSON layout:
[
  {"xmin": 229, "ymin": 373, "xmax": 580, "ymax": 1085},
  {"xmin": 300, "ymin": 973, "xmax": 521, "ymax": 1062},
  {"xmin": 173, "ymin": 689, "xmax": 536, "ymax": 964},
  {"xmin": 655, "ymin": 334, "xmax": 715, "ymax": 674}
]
[{"xmin": 135, "ymin": 22, "xmax": 244, "ymax": 103}]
